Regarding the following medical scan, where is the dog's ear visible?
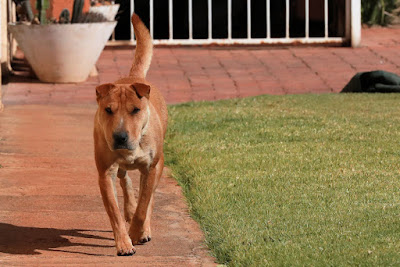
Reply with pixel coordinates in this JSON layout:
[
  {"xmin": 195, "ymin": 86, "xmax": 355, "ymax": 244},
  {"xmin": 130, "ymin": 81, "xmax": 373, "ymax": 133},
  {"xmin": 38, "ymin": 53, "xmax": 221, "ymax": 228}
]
[
  {"xmin": 96, "ymin": 83, "xmax": 115, "ymax": 101},
  {"xmin": 131, "ymin": 83, "xmax": 151, "ymax": 99}
]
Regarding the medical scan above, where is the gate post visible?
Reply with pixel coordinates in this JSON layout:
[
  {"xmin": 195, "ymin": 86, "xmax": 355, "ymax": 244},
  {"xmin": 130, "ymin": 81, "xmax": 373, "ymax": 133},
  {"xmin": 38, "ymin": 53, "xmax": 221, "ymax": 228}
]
[
  {"xmin": 351, "ymin": 0, "xmax": 361, "ymax": 47},
  {"xmin": 345, "ymin": 0, "xmax": 361, "ymax": 47}
]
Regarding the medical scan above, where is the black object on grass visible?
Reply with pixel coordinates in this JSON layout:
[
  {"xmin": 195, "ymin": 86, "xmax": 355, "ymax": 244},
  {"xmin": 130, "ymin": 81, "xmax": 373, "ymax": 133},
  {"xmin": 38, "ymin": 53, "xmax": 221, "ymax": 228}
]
[{"xmin": 342, "ymin": 70, "xmax": 400, "ymax": 93}]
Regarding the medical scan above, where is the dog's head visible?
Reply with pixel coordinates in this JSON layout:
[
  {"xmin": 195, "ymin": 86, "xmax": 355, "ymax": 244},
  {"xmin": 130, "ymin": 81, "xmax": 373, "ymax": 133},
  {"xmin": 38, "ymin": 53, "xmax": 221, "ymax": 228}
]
[{"xmin": 95, "ymin": 82, "xmax": 151, "ymax": 152}]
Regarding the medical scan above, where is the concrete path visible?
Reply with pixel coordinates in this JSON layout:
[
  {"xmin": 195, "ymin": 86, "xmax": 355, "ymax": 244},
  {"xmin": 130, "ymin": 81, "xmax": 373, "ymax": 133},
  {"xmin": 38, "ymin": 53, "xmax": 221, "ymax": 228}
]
[
  {"xmin": 0, "ymin": 105, "xmax": 215, "ymax": 266},
  {"xmin": 3, "ymin": 27, "xmax": 400, "ymax": 105}
]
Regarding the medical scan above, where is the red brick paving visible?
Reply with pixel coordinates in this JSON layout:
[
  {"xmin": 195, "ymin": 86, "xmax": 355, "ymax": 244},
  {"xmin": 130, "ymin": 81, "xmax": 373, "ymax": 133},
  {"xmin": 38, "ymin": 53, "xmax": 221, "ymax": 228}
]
[
  {"xmin": 3, "ymin": 26, "xmax": 400, "ymax": 105},
  {"xmin": 0, "ymin": 105, "xmax": 216, "ymax": 266}
]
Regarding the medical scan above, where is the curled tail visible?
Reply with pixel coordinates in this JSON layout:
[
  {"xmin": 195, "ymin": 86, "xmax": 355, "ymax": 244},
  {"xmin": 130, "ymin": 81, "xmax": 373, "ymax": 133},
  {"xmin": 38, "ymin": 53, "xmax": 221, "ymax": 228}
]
[{"xmin": 129, "ymin": 14, "xmax": 153, "ymax": 78}]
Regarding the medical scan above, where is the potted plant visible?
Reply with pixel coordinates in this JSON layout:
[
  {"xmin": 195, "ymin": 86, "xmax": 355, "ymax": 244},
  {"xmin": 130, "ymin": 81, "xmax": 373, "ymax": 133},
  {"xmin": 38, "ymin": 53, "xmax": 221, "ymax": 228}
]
[
  {"xmin": 89, "ymin": 0, "xmax": 120, "ymax": 22},
  {"xmin": 8, "ymin": 0, "xmax": 117, "ymax": 83}
]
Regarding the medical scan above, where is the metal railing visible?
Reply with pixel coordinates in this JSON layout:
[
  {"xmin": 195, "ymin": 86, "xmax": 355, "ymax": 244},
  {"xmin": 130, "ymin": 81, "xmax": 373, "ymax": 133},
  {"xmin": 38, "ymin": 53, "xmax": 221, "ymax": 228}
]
[{"xmin": 110, "ymin": 0, "xmax": 361, "ymax": 47}]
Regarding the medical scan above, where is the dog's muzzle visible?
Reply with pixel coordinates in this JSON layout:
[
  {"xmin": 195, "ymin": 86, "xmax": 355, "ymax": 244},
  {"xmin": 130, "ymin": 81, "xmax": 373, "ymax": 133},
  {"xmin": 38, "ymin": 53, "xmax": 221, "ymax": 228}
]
[{"xmin": 113, "ymin": 131, "xmax": 132, "ymax": 150}]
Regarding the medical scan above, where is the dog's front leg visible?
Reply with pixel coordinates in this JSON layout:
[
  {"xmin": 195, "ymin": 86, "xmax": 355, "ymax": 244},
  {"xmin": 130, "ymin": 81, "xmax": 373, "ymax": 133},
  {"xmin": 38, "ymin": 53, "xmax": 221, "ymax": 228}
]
[
  {"xmin": 118, "ymin": 168, "xmax": 137, "ymax": 224},
  {"xmin": 99, "ymin": 165, "xmax": 135, "ymax": 256},
  {"xmin": 129, "ymin": 157, "xmax": 163, "ymax": 244}
]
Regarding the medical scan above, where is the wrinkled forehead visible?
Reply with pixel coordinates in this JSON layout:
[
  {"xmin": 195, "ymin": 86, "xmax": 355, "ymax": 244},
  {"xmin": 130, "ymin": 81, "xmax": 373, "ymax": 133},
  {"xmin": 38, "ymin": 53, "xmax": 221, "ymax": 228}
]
[{"xmin": 101, "ymin": 85, "xmax": 142, "ymax": 108}]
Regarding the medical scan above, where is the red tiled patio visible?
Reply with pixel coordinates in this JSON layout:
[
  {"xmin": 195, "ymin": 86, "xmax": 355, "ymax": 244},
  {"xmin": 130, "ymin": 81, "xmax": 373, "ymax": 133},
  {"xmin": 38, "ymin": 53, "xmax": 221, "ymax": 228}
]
[{"xmin": 3, "ymin": 26, "xmax": 400, "ymax": 106}]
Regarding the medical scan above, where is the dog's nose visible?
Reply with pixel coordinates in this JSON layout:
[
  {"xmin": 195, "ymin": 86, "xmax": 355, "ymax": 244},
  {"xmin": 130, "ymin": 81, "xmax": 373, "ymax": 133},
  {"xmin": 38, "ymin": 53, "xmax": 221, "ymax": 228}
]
[{"xmin": 113, "ymin": 131, "xmax": 128, "ymax": 146}]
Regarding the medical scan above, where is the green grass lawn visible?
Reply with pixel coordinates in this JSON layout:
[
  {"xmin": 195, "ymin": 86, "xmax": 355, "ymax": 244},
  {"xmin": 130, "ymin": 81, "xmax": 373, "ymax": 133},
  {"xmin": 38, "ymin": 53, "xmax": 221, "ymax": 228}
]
[{"xmin": 165, "ymin": 94, "xmax": 400, "ymax": 266}]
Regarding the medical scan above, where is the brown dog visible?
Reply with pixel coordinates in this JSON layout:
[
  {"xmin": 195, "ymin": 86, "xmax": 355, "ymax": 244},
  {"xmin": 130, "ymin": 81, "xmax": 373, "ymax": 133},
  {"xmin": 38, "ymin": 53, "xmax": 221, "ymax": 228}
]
[{"xmin": 94, "ymin": 14, "xmax": 167, "ymax": 256}]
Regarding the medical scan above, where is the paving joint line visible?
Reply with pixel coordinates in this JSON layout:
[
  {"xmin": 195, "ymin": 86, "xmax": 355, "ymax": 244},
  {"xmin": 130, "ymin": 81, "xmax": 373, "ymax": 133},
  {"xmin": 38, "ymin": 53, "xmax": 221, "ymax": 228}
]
[
  {"xmin": 212, "ymin": 50, "xmax": 240, "ymax": 98},
  {"xmin": 331, "ymin": 49, "xmax": 358, "ymax": 72},
  {"xmin": 201, "ymin": 50, "xmax": 216, "ymax": 101},
  {"xmin": 227, "ymin": 49, "xmax": 247, "ymax": 98},
  {"xmin": 249, "ymin": 50, "xmax": 286, "ymax": 94},
  {"xmin": 234, "ymin": 50, "xmax": 264, "ymax": 94},
  {"xmin": 170, "ymin": 49, "xmax": 194, "ymax": 101},
  {"xmin": 112, "ymin": 49, "xmax": 124, "ymax": 78},
  {"xmin": 366, "ymin": 46, "xmax": 400, "ymax": 71},
  {"xmin": 290, "ymin": 48, "xmax": 333, "ymax": 92}
]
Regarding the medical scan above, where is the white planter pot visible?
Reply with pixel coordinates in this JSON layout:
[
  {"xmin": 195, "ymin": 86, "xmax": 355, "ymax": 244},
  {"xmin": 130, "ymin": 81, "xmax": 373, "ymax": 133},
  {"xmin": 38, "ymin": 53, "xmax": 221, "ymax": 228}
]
[
  {"xmin": 8, "ymin": 22, "xmax": 117, "ymax": 83},
  {"xmin": 89, "ymin": 4, "xmax": 120, "ymax": 21}
]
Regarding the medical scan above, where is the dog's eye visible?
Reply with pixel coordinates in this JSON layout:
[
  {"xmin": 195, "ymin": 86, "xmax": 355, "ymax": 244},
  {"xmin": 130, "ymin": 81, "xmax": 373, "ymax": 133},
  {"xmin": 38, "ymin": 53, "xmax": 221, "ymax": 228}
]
[
  {"xmin": 105, "ymin": 107, "xmax": 113, "ymax": 114},
  {"xmin": 131, "ymin": 108, "xmax": 140, "ymax": 115}
]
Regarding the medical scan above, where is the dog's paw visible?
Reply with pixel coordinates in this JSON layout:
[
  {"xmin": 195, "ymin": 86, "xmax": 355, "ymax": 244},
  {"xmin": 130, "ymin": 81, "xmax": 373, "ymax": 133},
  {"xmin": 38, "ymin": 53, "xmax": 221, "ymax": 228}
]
[
  {"xmin": 139, "ymin": 235, "xmax": 152, "ymax": 244},
  {"xmin": 129, "ymin": 228, "xmax": 152, "ymax": 245},
  {"xmin": 116, "ymin": 238, "xmax": 136, "ymax": 256},
  {"xmin": 131, "ymin": 234, "xmax": 152, "ymax": 245}
]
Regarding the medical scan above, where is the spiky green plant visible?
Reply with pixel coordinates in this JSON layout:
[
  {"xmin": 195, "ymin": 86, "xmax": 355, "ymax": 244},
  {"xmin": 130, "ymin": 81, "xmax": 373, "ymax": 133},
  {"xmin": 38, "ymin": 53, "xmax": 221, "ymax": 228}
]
[
  {"xmin": 14, "ymin": 0, "xmax": 108, "ymax": 24},
  {"xmin": 36, "ymin": 0, "xmax": 49, "ymax": 24},
  {"xmin": 59, "ymin": 8, "xmax": 70, "ymax": 24},
  {"xmin": 21, "ymin": 0, "xmax": 34, "ymax": 21},
  {"xmin": 71, "ymin": 0, "xmax": 84, "ymax": 23},
  {"xmin": 362, "ymin": 0, "xmax": 398, "ymax": 25}
]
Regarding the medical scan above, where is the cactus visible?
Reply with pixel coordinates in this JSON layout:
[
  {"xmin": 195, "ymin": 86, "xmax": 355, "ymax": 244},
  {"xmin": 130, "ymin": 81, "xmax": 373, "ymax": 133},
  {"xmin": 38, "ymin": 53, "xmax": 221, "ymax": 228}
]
[
  {"xmin": 36, "ymin": 0, "xmax": 49, "ymax": 24},
  {"xmin": 59, "ymin": 8, "xmax": 70, "ymax": 24},
  {"xmin": 21, "ymin": 0, "xmax": 34, "ymax": 22},
  {"xmin": 71, "ymin": 0, "xmax": 85, "ymax": 23}
]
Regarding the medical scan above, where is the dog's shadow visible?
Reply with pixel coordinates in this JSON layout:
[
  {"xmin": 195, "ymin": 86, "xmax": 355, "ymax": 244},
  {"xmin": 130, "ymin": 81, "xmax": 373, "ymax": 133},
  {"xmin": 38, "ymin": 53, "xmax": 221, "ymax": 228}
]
[{"xmin": 0, "ymin": 223, "xmax": 114, "ymax": 256}]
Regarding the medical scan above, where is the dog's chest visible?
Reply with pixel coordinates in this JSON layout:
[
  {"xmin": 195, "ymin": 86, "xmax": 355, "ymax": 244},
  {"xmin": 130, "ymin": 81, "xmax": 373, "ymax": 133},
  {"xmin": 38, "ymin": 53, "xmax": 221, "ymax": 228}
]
[{"xmin": 116, "ymin": 147, "xmax": 153, "ymax": 170}]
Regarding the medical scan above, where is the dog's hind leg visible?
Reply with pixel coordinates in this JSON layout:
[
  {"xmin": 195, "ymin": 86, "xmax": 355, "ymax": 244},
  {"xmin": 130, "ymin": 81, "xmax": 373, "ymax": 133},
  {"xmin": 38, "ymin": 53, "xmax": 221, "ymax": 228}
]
[
  {"xmin": 129, "ymin": 156, "xmax": 164, "ymax": 244},
  {"xmin": 118, "ymin": 168, "xmax": 137, "ymax": 224},
  {"xmin": 142, "ymin": 194, "xmax": 155, "ymax": 241}
]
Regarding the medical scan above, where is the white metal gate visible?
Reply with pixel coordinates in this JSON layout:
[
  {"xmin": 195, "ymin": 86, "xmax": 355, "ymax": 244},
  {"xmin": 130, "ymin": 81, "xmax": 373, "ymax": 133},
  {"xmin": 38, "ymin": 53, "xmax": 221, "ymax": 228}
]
[{"xmin": 110, "ymin": 0, "xmax": 361, "ymax": 47}]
